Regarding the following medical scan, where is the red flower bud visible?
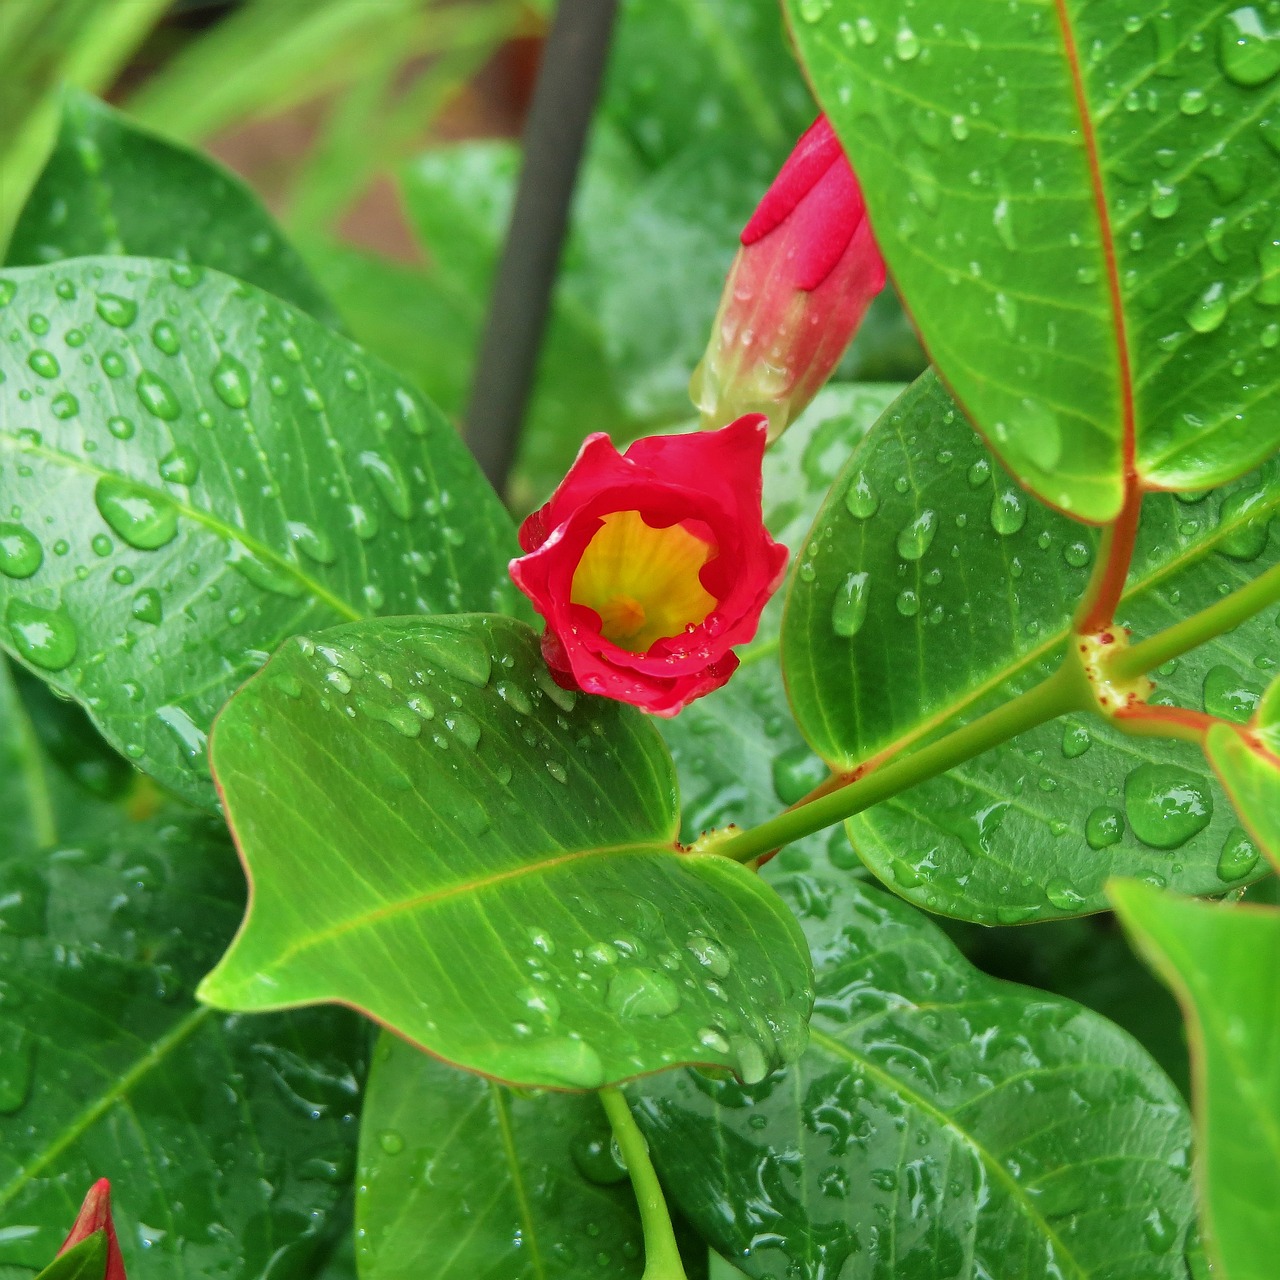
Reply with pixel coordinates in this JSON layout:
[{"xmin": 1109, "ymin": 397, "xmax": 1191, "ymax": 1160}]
[
  {"xmin": 691, "ymin": 114, "xmax": 886, "ymax": 438},
  {"xmin": 510, "ymin": 417, "xmax": 787, "ymax": 715},
  {"xmin": 57, "ymin": 1180, "xmax": 127, "ymax": 1280}
]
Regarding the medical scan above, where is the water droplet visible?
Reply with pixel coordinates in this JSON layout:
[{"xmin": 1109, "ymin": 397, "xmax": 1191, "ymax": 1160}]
[
  {"xmin": 990, "ymin": 488, "xmax": 1027, "ymax": 535},
  {"xmin": 497, "ymin": 680, "xmax": 532, "ymax": 715},
  {"xmin": 843, "ymin": 470, "xmax": 879, "ymax": 519},
  {"xmin": 358, "ymin": 698, "xmax": 422, "ymax": 738},
  {"xmin": 832, "ymin": 571, "xmax": 870, "ymax": 638},
  {"xmin": 377, "ymin": 1130, "xmax": 405, "ymax": 1156},
  {"xmin": 687, "ymin": 934, "xmax": 732, "ymax": 978},
  {"xmin": 136, "ymin": 370, "xmax": 181, "ymax": 421},
  {"xmin": 1061, "ymin": 723, "xmax": 1092, "ymax": 758},
  {"xmin": 993, "ymin": 197, "xmax": 1016, "ymax": 250},
  {"xmin": 1045, "ymin": 877, "xmax": 1086, "ymax": 911},
  {"xmin": 1185, "ymin": 281, "xmax": 1228, "ymax": 333},
  {"xmin": 1218, "ymin": 6, "xmax": 1280, "ymax": 86},
  {"xmin": 131, "ymin": 588, "xmax": 163, "ymax": 625},
  {"xmin": 227, "ymin": 542, "xmax": 305, "ymax": 597},
  {"xmin": 1150, "ymin": 180, "xmax": 1180, "ymax": 219},
  {"xmin": 211, "ymin": 352, "xmax": 251, "ymax": 409},
  {"xmin": 570, "ymin": 1125, "xmax": 629, "ymax": 1185},
  {"xmin": 50, "ymin": 392, "xmax": 78, "ymax": 420},
  {"xmin": 360, "ymin": 451, "xmax": 412, "ymax": 519},
  {"xmin": 107, "ymin": 415, "xmax": 135, "ymax": 440},
  {"xmin": 158, "ymin": 448, "xmax": 199, "ymax": 486},
  {"xmin": 772, "ymin": 743, "xmax": 828, "ymax": 804},
  {"xmin": 287, "ymin": 521, "xmax": 336, "ymax": 565},
  {"xmin": 27, "ymin": 349, "xmax": 59, "ymax": 379},
  {"xmin": 151, "ymin": 320, "xmax": 180, "ymax": 355},
  {"xmin": 510, "ymin": 1036, "xmax": 604, "ymax": 1089},
  {"xmin": 1085, "ymin": 804, "xmax": 1124, "ymax": 849},
  {"xmin": 896, "ymin": 509, "xmax": 937, "ymax": 560},
  {"xmin": 95, "ymin": 477, "xmax": 179, "ymax": 550},
  {"xmin": 1217, "ymin": 486, "xmax": 1272, "ymax": 560},
  {"xmin": 1124, "ymin": 764, "xmax": 1213, "ymax": 849},
  {"xmin": 896, "ymin": 588, "xmax": 919, "ymax": 617},
  {"xmin": 446, "ymin": 711, "xmax": 481, "ymax": 749},
  {"xmin": 546, "ymin": 760, "xmax": 568, "ymax": 784},
  {"xmin": 157, "ymin": 704, "xmax": 208, "ymax": 759},
  {"xmin": 1063, "ymin": 540, "xmax": 1092, "ymax": 568},
  {"xmin": 606, "ymin": 967, "xmax": 681, "ymax": 1018},
  {"xmin": 894, "ymin": 21, "xmax": 920, "ymax": 58},
  {"xmin": 534, "ymin": 664, "xmax": 575, "ymax": 711},
  {"xmin": 1143, "ymin": 1205, "xmax": 1177, "ymax": 1255},
  {"xmin": 1179, "ymin": 88, "xmax": 1209, "ymax": 115},
  {"xmin": 6, "ymin": 599, "xmax": 77, "ymax": 670},
  {"xmin": 0, "ymin": 523, "xmax": 42, "ymax": 578},
  {"xmin": 1203, "ymin": 664, "xmax": 1262, "ymax": 722},
  {"xmin": 967, "ymin": 457, "xmax": 991, "ymax": 487},
  {"xmin": 1217, "ymin": 826, "xmax": 1260, "ymax": 880},
  {"xmin": 95, "ymin": 293, "xmax": 137, "ymax": 327}
]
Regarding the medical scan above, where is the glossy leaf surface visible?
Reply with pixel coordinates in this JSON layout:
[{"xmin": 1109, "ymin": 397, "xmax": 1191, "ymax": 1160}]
[
  {"xmin": 0, "ymin": 257, "xmax": 520, "ymax": 805},
  {"xmin": 788, "ymin": 0, "xmax": 1280, "ymax": 520},
  {"xmin": 1205, "ymin": 671, "xmax": 1280, "ymax": 867},
  {"xmin": 36, "ymin": 1233, "xmax": 109, "ymax": 1280},
  {"xmin": 0, "ymin": 815, "xmax": 366, "ymax": 1279},
  {"xmin": 200, "ymin": 614, "xmax": 813, "ymax": 1089},
  {"xmin": 356, "ymin": 1033, "xmax": 644, "ymax": 1279},
  {"xmin": 635, "ymin": 867, "xmax": 1194, "ymax": 1279},
  {"xmin": 1112, "ymin": 881, "xmax": 1280, "ymax": 1280},
  {"xmin": 784, "ymin": 373, "xmax": 1277, "ymax": 920},
  {"xmin": 8, "ymin": 91, "xmax": 341, "ymax": 329}
]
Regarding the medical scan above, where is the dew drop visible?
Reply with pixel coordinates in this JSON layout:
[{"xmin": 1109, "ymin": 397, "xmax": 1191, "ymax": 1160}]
[
  {"xmin": 136, "ymin": 370, "xmax": 181, "ymax": 421},
  {"xmin": 157, "ymin": 704, "xmax": 208, "ymax": 760},
  {"xmin": 990, "ymin": 488, "xmax": 1027, "ymax": 535},
  {"xmin": 6, "ymin": 600, "xmax": 77, "ymax": 670},
  {"xmin": 131, "ymin": 588, "xmax": 163, "ymax": 625},
  {"xmin": 843, "ymin": 470, "xmax": 879, "ymax": 519},
  {"xmin": 95, "ymin": 293, "xmax": 137, "ymax": 327},
  {"xmin": 287, "ymin": 521, "xmax": 336, "ymax": 565},
  {"xmin": 772, "ymin": 743, "xmax": 828, "ymax": 804},
  {"xmin": 360, "ymin": 451, "xmax": 413, "ymax": 519},
  {"xmin": 151, "ymin": 320, "xmax": 180, "ymax": 355},
  {"xmin": 831, "ymin": 571, "xmax": 870, "ymax": 638},
  {"xmin": 1085, "ymin": 805, "xmax": 1124, "ymax": 849},
  {"xmin": 94, "ymin": 477, "xmax": 179, "ymax": 550},
  {"xmin": 1217, "ymin": 826, "xmax": 1260, "ymax": 880},
  {"xmin": 377, "ymin": 1130, "xmax": 405, "ymax": 1156},
  {"xmin": 1202, "ymin": 664, "xmax": 1262, "ymax": 722},
  {"xmin": 27, "ymin": 349, "xmax": 59, "ymax": 379},
  {"xmin": 1218, "ymin": 6, "xmax": 1280, "ymax": 86},
  {"xmin": 606, "ymin": 967, "xmax": 681, "ymax": 1018},
  {"xmin": 1185, "ymin": 281, "xmax": 1228, "ymax": 334},
  {"xmin": 896, "ymin": 509, "xmax": 937, "ymax": 560},
  {"xmin": 158, "ymin": 448, "xmax": 200, "ymax": 486},
  {"xmin": 1061, "ymin": 723, "xmax": 1092, "ymax": 758},
  {"xmin": 1045, "ymin": 877, "xmax": 1086, "ymax": 911},
  {"xmin": 1124, "ymin": 764, "xmax": 1213, "ymax": 849},
  {"xmin": 0, "ymin": 523, "xmax": 42, "ymax": 578},
  {"xmin": 211, "ymin": 352, "xmax": 252, "ymax": 409},
  {"xmin": 227, "ymin": 542, "xmax": 305, "ymax": 597}
]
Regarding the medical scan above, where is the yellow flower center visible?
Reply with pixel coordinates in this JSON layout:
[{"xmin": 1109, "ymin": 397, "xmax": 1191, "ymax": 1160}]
[{"xmin": 570, "ymin": 510, "xmax": 717, "ymax": 653}]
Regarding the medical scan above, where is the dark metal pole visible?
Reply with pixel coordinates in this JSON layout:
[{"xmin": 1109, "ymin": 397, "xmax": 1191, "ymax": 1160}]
[{"xmin": 463, "ymin": 0, "xmax": 619, "ymax": 494}]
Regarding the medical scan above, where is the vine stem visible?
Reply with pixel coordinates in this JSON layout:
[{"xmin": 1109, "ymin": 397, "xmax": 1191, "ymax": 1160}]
[
  {"xmin": 714, "ymin": 664, "xmax": 1088, "ymax": 866},
  {"xmin": 1075, "ymin": 484, "xmax": 1142, "ymax": 633},
  {"xmin": 1109, "ymin": 560, "xmax": 1280, "ymax": 681},
  {"xmin": 599, "ymin": 1089, "xmax": 688, "ymax": 1280}
]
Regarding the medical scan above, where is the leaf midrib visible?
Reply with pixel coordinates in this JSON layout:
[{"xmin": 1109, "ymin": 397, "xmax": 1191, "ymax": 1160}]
[
  {"xmin": 809, "ymin": 1025, "xmax": 1089, "ymax": 1280},
  {"xmin": 0, "ymin": 1005, "xmax": 211, "ymax": 1212},
  {"xmin": 0, "ymin": 433, "xmax": 363, "ymax": 623}
]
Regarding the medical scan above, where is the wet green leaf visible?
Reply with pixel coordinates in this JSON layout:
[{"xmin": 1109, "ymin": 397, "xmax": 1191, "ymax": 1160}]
[
  {"xmin": 8, "ymin": 91, "xmax": 342, "ymax": 329},
  {"xmin": 1205, "ymin": 670, "xmax": 1280, "ymax": 867},
  {"xmin": 635, "ymin": 866, "xmax": 1194, "ymax": 1280},
  {"xmin": 1112, "ymin": 881, "xmax": 1280, "ymax": 1280},
  {"xmin": 356, "ymin": 1034, "xmax": 644, "ymax": 1279},
  {"xmin": 784, "ymin": 372, "xmax": 1277, "ymax": 920},
  {"xmin": 0, "ymin": 256, "xmax": 521, "ymax": 806},
  {"xmin": 788, "ymin": 0, "xmax": 1280, "ymax": 520},
  {"xmin": 199, "ymin": 614, "xmax": 813, "ymax": 1090},
  {"xmin": 34, "ymin": 1232, "xmax": 107, "ymax": 1280},
  {"xmin": 0, "ymin": 814, "xmax": 367, "ymax": 1279}
]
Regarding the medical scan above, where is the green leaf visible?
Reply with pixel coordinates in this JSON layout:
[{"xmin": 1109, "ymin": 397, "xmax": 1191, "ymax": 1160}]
[
  {"xmin": 0, "ymin": 814, "xmax": 367, "ymax": 1279},
  {"xmin": 8, "ymin": 91, "xmax": 343, "ymax": 330},
  {"xmin": 788, "ymin": 0, "xmax": 1280, "ymax": 521},
  {"xmin": 34, "ymin": 1233, "xmax": 106, "ymax": 1280},
  {"xmin": 0, "ymin": 256, "xmax": 521, "ymax": 806},
  {"xmin": 1112, "ymin": 881, "xmax": 1280, "ymax": 1280},
  {"xmin": 635, "ymin": 866, "xmax": 1195, "ymax": 1280},
  {"xmin": 356, "ymin": 1033, "xmax": 645, "ymax": 1279},
  {"xmin": 1205, "ymin": 671, "xmax": 1280, "ymax": 866},
  {"xmin": 199, "ymin": 614, "xmax": 813, "ymax": 1090},
  {"xmin": 0, "ymin": 655, "xmax": 56, "ymax": 852},
  {"xmin": 784, "ymin": 371, "xmax": 1278, "ymax": 920},
  {"xmin": 659, "ymin": 383, "xmax": 901, "ymax": 855}
]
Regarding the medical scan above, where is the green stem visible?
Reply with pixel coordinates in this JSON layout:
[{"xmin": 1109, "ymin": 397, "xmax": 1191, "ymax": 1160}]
[
  {"xmin": 599, "ymin": 1088, "xmax": 688, "ymax": 1280},
  {"xmin": 1111, "ymin": 561, "xmax": 1280, "ymax": 681},
  {"xmin": 715, "ymin": 665, "xmax": 1087, "ymax": 865}
]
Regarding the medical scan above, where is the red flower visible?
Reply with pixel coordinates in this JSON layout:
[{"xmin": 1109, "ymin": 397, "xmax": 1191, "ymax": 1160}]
[
  {"xmin": 57, "ymin": 1179, "xmax": 127, "ymax": 1280},
  {"xmin": 691, "ymin": 114, "xmax": 886, "ymax": 438},
  {"xmin": 510, "ymin": 418, "xmax": 787, "ymax": 715}
]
